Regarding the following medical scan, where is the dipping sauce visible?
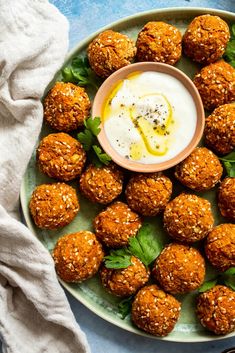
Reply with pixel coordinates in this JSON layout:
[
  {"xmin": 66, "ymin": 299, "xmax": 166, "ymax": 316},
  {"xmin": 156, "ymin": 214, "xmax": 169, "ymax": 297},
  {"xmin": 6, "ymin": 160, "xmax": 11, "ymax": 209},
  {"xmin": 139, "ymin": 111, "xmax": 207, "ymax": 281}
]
[{"xmin": 102, "ymin": 71, "xmax": 197, "ymax": 164}]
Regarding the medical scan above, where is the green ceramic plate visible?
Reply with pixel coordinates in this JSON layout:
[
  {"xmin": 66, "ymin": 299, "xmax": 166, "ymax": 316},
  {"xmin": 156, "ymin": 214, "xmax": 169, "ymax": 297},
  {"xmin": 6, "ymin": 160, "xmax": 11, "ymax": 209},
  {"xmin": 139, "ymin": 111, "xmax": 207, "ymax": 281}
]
[{"xmin": 20, "ymin": 7, "xmax": 235, "ymax": 342}]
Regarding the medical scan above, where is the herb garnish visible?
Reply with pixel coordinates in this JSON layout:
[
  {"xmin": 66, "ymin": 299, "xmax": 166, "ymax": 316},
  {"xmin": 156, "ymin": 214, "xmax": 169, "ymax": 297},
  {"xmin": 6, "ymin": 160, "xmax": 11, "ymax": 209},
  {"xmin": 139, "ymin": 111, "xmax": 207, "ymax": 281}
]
[
  {"xmin": 219, "ymin": 150, "xmax": 235, "ymax": 177},
  {"xmin": 199, "ymin": 267, "xmax": 235, "ymax": 293},
  {"xmin": 104, "ymin": 223, "xmax": 163, "ymax": 269},
  {"xmin": 118, "ymin": 296, "xmax": 134, "ymax": 319},
  {"xmin": 223, "ymin": 24, "xmax": 235, "ymax": 67},
  {"xmin": 62, "ymin": 56, "xmax": 99, "ymax": 89},
  {"xmin": 77, "ymin": 116, "xmax": 111, "ymax": 167}
]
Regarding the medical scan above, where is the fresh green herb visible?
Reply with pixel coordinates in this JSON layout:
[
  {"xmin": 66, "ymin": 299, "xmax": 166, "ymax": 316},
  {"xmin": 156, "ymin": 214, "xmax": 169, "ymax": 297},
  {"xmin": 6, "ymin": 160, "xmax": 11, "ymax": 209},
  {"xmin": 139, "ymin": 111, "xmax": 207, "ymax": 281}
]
[
  {"xmin": 118, "ymin": 296, "xmax": 133, "ymax": 319},
  {"xmin": 77, "ymin": 116, "xmax": 111, "ymax": 167},
  {"xmin": 104, "ymin": 248, "xmax": 132, "ymax": 269},
  {"xmin": 62, "ymin": 56, "xmax": 99, "ymax": 89},
  {"xmin": 129, "ymin": 223, "xmax": 163, "ymax": 267},
  {"xmin": 104, "ymin": 223, "xmax": 163, "ymax": 270},
  {"xmin": 224, "ymin": 24, "xmax": 235, "ymax": 68},
  {"xmin": 219, "ymin": 150, "xmax": 235, "ymax": 177},
  {"xmin": 199, "ymin": 267, "xmax": 235, "ymax": 292},
  {"xmin": 198, "ymin": 279, "xmax": 218, "ymax": 293}
]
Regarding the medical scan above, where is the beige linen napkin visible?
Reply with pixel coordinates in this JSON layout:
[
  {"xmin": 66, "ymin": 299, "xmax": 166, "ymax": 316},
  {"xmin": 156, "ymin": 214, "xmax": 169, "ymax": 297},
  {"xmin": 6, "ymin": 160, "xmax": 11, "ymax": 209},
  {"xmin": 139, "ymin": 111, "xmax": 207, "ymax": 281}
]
[{"xmin": 0, "ymin": 1, "xmax": 90, "ymax": 352}]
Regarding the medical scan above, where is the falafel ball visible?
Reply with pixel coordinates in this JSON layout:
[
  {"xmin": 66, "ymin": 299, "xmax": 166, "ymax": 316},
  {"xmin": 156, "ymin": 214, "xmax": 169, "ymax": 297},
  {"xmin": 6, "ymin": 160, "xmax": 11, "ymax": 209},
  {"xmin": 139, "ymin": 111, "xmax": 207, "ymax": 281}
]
[
  {"xmin": 204, "ymin": 104, "xmax": 235, "ymax": 155},
  {"xmin": 87, "ymin": 30, "xmax": 136, "ymax": 78},
  {"xmin": 125, "ymin": 172, "xmax": 172, "ymax": 216},
  {"xmin": 164, "ymin": 193, "xmax": 214, "ymax": 243},
  {"xmin": 94, "ymin": 201, "xmax": 142, "ymax": 248},
  {"xmin": 44, "ymin": 82, "xmax": 91, "ymax": 131},
  {"xmin": 183, "ymin": 15, "xmax": 230, "ymax": 65},
  {"xmin": 193, "ymin": 60, "xmax": 235, "ymax": 111},
  {"xmin": 205, "ymin": 224, "xmax": 235, "ymax": 271},
  {"xmin": 152, "ymin": 243, "xmax": 205, "ymax": 294},
  {"xmin": 218, "ymin": 178, "xmax": 235, "ymax": 220},
  {"xmin": 196, "ymin": 285, "xmax": 235, "ymax": 335},
  {"xmin": 100, "ymin": 256, "xmax": 150, "ymax": 297},
  {"xmin": 79, "ymin": 163, "xmax": 123, "ymax": 204},
  {"xmin": 131, "ymin": 284, "xmax": 181, "ymax": 336},
  {"xmin": 136, "ymin": 21, "xmax": 182, "ymax": 65},
  {"xmin": 53, "ymin": 231, "xmax": 104, "ymax": 282},
  {"xmin": 29, "ymin": 183, "xmax": 79, "ymax": 229},
  {"xmin": 175, "ymin": 147, "xmax": 223, "ymax": 191},
  {"xmin": 37, "ymin": 133, "xmax": 86, "ymax": 181}
]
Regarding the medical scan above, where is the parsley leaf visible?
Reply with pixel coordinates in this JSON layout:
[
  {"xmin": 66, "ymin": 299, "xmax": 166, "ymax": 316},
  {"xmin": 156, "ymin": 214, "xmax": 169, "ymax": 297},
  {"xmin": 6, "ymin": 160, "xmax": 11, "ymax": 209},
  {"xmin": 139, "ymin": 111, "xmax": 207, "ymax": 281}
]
[
  {"xmin": 129, "ymin": 223, "xmax": 163, "ymax": 267},
  {"xmin": 93, "ymin": 145, "xmax": 112, "ymax": 165},
  {"xmin": 224, "ymin": 276, "xmax": 235, "ymax": 291},
  {"xmin": 118, "ymin": 296, "xmax": 133, "ymax": 319},
  {"xmin": 198, "ymin": 279, "xmax": 218, "ymax": 293},
  {"xmin": 62, "ymin": 56, "xmax": 100, "ymax": 89},
  {"xmin": 104, "ymin": 223, "xmax": 163, "ymax": 270},
  {"xmin": 224, "ymin": 25, "xmax": 235, "ymax": 67},
  {"xmin": 224, "ymin": 267, "xmax": 235, "ymax": 276},
  {"xmin": 85, "ymin": 116, "xmax": 101, "ymax": 136},
  {"xmin": 219, "ymin": 150, "xmax": 235, "ymax": 177},
  {"xmin": 77, "ymin": 129, "xmax": 94, "ymax": 151},
  {"xmin": 104, "ymin": 248, "xmax": 132, "ymax": 269}
]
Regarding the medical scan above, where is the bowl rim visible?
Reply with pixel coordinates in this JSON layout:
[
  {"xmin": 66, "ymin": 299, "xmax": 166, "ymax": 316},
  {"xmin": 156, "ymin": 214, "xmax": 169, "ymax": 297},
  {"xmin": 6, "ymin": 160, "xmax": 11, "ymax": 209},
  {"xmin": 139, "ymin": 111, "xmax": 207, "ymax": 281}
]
[{"xmin": 92, "ymin": 61, "xmax": 205, "ymax": 172}]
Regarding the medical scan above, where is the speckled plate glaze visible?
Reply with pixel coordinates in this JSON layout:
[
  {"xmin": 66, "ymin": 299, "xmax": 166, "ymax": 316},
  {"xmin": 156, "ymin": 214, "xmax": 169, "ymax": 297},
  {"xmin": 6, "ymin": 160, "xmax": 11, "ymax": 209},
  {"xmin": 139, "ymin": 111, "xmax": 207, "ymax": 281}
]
[{"xmin": 20, "ymin": 7, "xmax": 235, "ymax": 342}]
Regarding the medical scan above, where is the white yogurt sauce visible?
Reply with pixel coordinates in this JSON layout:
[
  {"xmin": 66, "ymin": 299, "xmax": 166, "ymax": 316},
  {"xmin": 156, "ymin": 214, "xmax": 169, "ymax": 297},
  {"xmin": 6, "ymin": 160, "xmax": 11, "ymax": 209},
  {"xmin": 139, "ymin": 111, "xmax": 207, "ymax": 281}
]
[{"xmin": 102, "ymin": 71, "xmax": 197, "ymax": 164}]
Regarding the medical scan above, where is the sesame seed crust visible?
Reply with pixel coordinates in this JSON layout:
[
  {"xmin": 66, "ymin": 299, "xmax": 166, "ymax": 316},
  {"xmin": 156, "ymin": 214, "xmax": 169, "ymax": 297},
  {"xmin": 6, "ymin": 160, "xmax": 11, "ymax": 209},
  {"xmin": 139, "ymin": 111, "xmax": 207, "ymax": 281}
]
[
  {"xmin": 87, "ymin": 30, "xmax": 136, "ymax": 78},
  {"xmin": 183, "ymin": 15, "xmax": 230, "ymax": 65},
  {"xmin": 131, "ymin": 284, "xmax": 181, "ymax": 336},
  {"xmin": 175, "ymin": 147, "xmax": 223, "ymax": 191},
  {"xmin": 193, "ymin": 60, "xmax": 235, "ymax": 111},
  {"xmin": 218, "ymin": 178, "xmax": 235, "ymax": 221},
  {"xmin": 37, "ymin": 133, "xmax": 86, "ymax": 181},
  {"xmin": 29, "ymin": 183, "xmax": 79, "ymax": 229},
  {"xmin": 53, "ymin": 231, "xmax": 104, "ymax": 282},
  {"xmin": 125, "ymin": 172, "xmax": 172, "ymax": 216},
  {"xmin": 136, "ymin": 21, "xmax": 182, "ymax": 65},
  {"xmin": 204, "ymin": 104, "xmax": 235, "ymax": 155},
  {"xmin": 100, "ymin": 256, "xmax": 150, "ymax": 297},
  {"xmin": 152, "ymin": 243, "xmax": 205, "ymax": 294},
  {"xmin": 94, "ymin": 201, "xmax": 142, "ymax": 248},
  {"xmin": 79, "ymin": 163, "xmax": 123, "ymax": 204},
  {"xmin": 164, "ymin": 193, "xmax": 214, "ymax": 243},
  {"xmin": 44, "ymin": 82, "xmax": 91, "ymax": 131},
  {"xmin": 205, "ymin": 223, "xmax": 235, "ymax": 271},
  {"xmin": 196, "ymin": 285, "xmax": 235, "ymax": 335}
]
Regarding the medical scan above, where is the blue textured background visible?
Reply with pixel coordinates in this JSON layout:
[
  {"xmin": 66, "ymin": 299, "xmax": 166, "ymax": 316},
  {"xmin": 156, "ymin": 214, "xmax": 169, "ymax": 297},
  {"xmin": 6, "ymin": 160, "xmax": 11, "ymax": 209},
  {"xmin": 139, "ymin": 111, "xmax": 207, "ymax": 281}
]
[{"xmin": 47, "ymin": 1, "xmax": 235, "ymax": 352}]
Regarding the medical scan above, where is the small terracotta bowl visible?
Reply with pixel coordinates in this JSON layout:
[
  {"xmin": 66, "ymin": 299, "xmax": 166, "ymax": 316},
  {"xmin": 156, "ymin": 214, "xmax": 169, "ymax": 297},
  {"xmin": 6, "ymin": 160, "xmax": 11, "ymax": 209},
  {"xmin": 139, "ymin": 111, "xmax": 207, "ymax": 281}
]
[{"xmin": 92, "ymin": 62, "xmax": 205, "ymax": 172}]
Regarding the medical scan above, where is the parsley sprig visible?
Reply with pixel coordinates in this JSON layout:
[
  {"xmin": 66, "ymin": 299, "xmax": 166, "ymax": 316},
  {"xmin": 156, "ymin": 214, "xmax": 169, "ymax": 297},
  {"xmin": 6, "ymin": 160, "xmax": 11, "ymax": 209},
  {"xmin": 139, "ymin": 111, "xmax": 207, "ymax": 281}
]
[
  {"xmin": 77, "ymin": 116, "xmax": 111, "ymax": 168},
  {"xmin": 199, "ymin": 267, "xmax": 235, "ymax": 293},
  {"xmin": 62, "ymin": 56, "xmax": 100, "ymax": 89},
  {"xmin": 118, "ymin": 296, "xmax": 134, "ymax": 319},
  {"xmin": 223, "ymin": 24, "xmax": 235, "ymax": 67},
  {"xmin": 219, "ymin": 150, "xmax": 235, "ymax": 177},
  {"xmin": 104, "ymin": 223, "xmax": 163, "ymax": 269}
]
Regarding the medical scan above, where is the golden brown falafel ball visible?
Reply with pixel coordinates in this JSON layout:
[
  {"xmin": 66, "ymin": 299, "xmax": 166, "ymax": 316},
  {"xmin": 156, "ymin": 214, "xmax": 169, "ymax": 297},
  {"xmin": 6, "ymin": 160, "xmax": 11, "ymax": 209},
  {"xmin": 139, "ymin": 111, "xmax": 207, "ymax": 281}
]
[
  {"xmin": 196, "ymin": 285, "xmax": 235, "ymax": 335},
  {"xmin": 37, "ymin": 133, "xmax": 86, "ymax": 181},
  {"xmin": 218, "ymin": 178, "xmax": 235, "ymax": 221},
  {"xmin": 53, "ymin": 231, "xmax": 104, "ymax": 282},
  {"xmin": 125, "ymin": 172, "xmax": 172, "ymax": 216},
  {"xmin": 131, "ymin": 284, "xmax": 181, "ymax": 336},
  {"xmin": 204, "ymin": 104, "xmax": 235, "ymax": 155},
  {"xmin": 44, "ymin": 82, "xmax": 91, "ymax": 131},
  {"xmin": 87, "ymin": 30, "xmax": 136, "ymax": 78},
  {"xmin": 152, "ymin": 243, "xmax": 205, "ymax": 294},
  {"xmin": 164, "ymin": 193, "xmax": 214, "ymax": 243},
  {"xmin": 183, "ymin": 15, "xmax": 230, "ymax": 65},
  {"xmin": 100, "ymin": 256, "xmax": 150, "ymax": 297},
  {"xmin": 94, "ymin": 201, "xmax": 142, "ymax": 248},
  {"xmin": 79, "ymin": 163, "xmax": 123, "ymax": 204},
  {"xmin": 29, "ymin": 183, "xmax": 79, "ymax": 229},
  {"xmin": 205, "ymin": 224, "xmax": 235, "ymax": 271},
  {"xmin": 175, "ymin": 147, "xmax": 223, "ymax": 191},
  {"xmin": 136, "ymin": 21, "xmax": 182, "ymax": 65},
  {"xmin": 193, "ymin": 60, "xmax": 235, "ymax": 111}
]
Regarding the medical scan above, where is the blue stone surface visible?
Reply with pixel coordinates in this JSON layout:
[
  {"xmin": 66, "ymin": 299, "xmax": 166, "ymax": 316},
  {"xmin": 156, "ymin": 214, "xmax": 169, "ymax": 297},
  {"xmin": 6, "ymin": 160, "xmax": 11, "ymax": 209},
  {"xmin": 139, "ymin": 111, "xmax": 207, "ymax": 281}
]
[{"xmin": 49, "ymin": 1, "xmax": 235, "ymax": 352}]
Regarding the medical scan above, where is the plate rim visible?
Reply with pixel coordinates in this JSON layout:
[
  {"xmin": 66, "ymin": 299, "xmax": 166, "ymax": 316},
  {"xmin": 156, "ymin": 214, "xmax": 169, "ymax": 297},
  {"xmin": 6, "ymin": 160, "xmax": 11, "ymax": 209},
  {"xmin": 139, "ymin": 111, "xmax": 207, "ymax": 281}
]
[{"xmin": 20, "ymin": 6, "xmax": 235, "ymax": 343}]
